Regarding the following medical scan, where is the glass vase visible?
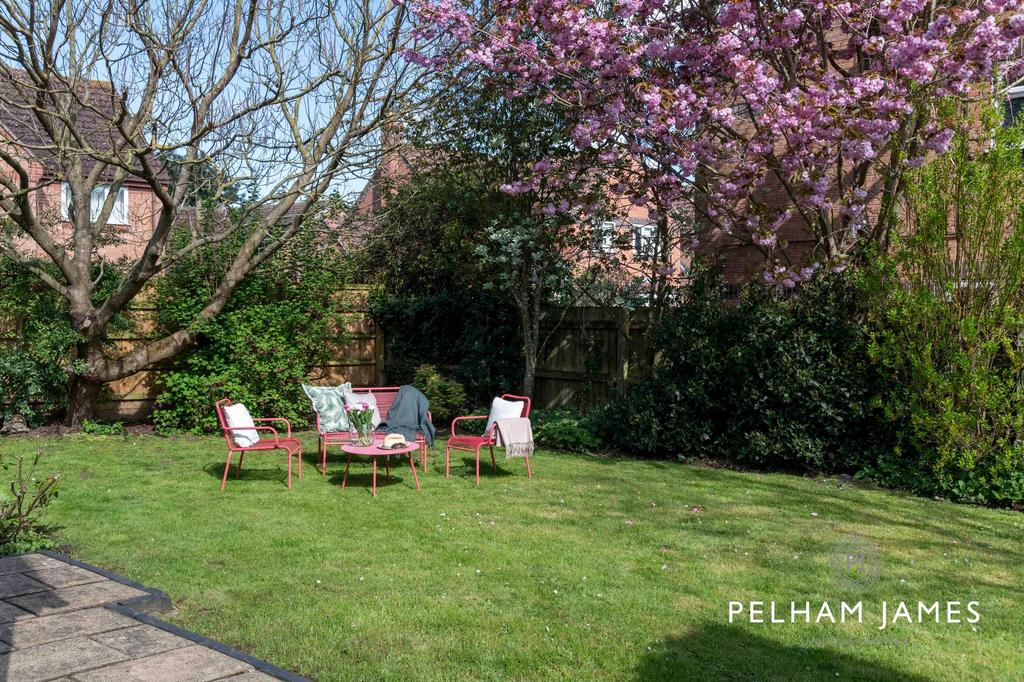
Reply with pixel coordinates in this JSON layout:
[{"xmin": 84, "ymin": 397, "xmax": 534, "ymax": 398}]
[{"xmin": 352, "ymin": 422, "xmax": 374, "ymax": 447}]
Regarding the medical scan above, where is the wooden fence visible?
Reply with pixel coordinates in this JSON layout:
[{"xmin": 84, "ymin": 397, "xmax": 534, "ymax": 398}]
[
  {"xmin": 5, "ymin": 291, "xmax": 652, "ymax": 418},
  {"xmin": 534, "ymin": 307, "xmax": 651, "ymax": 410},
  {"xmin": 96, "ymin": 285, "xmax": 384, "ymax": 419},
  {"xmin": 1, "ymin": 285, "xmax": 384, "ymax": 421}
]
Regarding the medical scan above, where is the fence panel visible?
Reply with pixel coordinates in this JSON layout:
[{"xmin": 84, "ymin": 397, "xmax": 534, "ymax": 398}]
[
  {"xmin": 534, "ymin": 307, "xmax": 650, "ymax": 410},
  {"xmin": 88, "ymin": 285, "xmax": 383, "ymax": 419}
]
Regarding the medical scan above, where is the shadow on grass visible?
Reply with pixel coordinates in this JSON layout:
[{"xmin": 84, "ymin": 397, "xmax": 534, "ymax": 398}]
[
  {"xmin": 201, "ymin": 460, "xmax": 293, "ymax": 488},
  {"xmin": 635, "ymin": 625, "xmax": 929, "ymax": 681},
  {"xmin": 326, "ymin": 466, "xmax": 414, "ymax": 493},
  {"xmin": 445, "ymin": 456, "xmax": 522, "ymax": 480},
  {"xmin": 721, "ymin": 475, "xmax": 1024, "ymax": 563},
  {"xmin": 550, "ymin": 450, "xmax": 1024, "ymax": 564}
]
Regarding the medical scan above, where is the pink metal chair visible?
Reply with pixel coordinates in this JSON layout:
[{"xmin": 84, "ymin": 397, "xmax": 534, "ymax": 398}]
[
  {"xmin": 446, "ymin": 394, "xmax": 532, "ymax": 485},
  {"xmin": 215, "ymin": 399, "xmax": 302, "ymax": 491}
]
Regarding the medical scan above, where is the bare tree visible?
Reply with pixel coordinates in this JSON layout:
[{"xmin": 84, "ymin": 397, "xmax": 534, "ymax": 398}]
[{"xmin": 0, "ymin": 0, "xmax": 434, "ymax": 424}]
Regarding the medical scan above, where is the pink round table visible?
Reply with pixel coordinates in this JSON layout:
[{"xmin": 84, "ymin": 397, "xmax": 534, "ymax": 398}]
[{"xmin": 340, "ymin": 438, "xmax": 421, "ymax": 496}]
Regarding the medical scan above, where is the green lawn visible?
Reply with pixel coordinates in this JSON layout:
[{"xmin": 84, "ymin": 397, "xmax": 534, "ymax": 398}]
[{"xmin": 6, "ymin": 432, "xmax": 1023, "ymax": 681}]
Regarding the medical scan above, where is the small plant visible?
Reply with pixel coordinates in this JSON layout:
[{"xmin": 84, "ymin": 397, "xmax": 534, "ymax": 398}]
[
  {"xmin": 0, "ymin": 259, "xmax": 82, "ymax": 426},
  {"xmin": 532, "ymin": 408, "xmax": 603, "ymax": 452},
  {"xmin": 0, "ymin": 452, "xmax": 59, "ymax": 556},
  {"xmin": 413, "ymin": 365, "xmax": 467, "ymax": 425},
  {"xmin": 81, "ymin": 419, "xmax": 125, "ymax": 436}
]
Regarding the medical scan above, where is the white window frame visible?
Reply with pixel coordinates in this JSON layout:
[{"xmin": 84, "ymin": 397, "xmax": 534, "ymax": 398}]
[
  {"xmin": 593, "ymin": 220, "xmax": 617, "ymax": 255},
  {"xmin": 60, "ymin": 182, "xmax": 70, "ymax": 221},
  {"xmin": 632, "ymin": 222, "xmax": 656, "ymax": 259},
  {"xmin": 61, "ymin": 182, "xmax": 129, "ymax": 224},
  {"xmin": 1003, "ymin": 85, "xmax": 1024, "ymax": 128}
]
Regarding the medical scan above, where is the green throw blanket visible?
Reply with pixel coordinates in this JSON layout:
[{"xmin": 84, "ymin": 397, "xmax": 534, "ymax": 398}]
[{"xmin": 381, "ymin": 385, "xmax": 435, "ymax": 447}]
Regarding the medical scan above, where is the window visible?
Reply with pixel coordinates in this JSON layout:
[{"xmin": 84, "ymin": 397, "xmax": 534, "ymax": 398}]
[
  {"xmin": 1003, "ymin": 86, "xmax": 1024, "ymax": 127},
  {"xmin": 61, "ymin": 182, "xmax": 128, "ymax": 224},
  {"xmin": 633, "ymin": 222, "xmax": 656, "ymax": 259},
  {"xmin": 593, "ymin": 220, "xmax": 617, "ymax": 254}
]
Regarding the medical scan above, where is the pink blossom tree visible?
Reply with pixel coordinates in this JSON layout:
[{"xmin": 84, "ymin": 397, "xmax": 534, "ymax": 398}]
[{"xmin": 406, "ymin": 0, "xmax": 1024, "ymax": 281}]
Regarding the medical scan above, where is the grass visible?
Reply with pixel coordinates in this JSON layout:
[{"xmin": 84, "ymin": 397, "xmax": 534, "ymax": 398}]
[{"xmin": 5, "ymin": 432, "xmax": 1023, "ymax": 681}]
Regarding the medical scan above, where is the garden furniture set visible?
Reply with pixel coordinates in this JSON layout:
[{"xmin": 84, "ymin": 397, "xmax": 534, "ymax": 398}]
[{"xmin": 214, "ymin": 389, "xmax": 533, "ymax": 495}]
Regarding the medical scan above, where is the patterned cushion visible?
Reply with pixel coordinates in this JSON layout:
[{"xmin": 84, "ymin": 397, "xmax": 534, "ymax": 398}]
[{"xmin": 302, "ymin": 383, "xmax": 351, "ymax": 433}]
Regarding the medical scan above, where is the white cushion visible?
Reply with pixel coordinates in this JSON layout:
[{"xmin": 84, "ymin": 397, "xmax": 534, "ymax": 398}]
[
  {"xmin": 224, "ymin": 403, "xmax": 260, "ymax": 447},
  {"xmin": 343, "ymin": 389, "xmax": 382, "ymax": 429},
  {"xmin": 484, "ymin": 396, "xmax": 524, "ymax": 436}
]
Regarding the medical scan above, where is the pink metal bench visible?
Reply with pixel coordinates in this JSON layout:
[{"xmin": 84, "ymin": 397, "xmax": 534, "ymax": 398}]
[{"xmin": 317, "ymin": 386, "xmax": 431, "ymax": 476}]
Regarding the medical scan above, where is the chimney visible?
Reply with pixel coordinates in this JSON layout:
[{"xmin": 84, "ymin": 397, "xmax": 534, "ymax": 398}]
[{"xmin": 380, "ymin": 118, "xmax": 403, "ymax": 154}]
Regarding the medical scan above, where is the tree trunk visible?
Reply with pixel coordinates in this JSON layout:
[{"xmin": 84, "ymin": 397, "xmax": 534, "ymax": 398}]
[
  {"xmin": 65, "ymin": 375, "xmax": 104, "ymax": 426},
  {"xmin": 523, "ymin": 352, "xmax": 536, "ymax": 399},
  {"xmin": 616, "ymin": 308, "xmax": 632, "ymax": 390},
  {"xmin": 521, "ymin": 310, "xmax": 538, "ymax": 397},
  {"xmin": 521, "ymin": 273, "xmax": 542, "ymax": 399}
]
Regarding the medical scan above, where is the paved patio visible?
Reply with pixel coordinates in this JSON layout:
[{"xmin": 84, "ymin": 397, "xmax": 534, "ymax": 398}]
[{"xmin": 0, "ymin": 552, "xmax": 302, "ymax": 682}]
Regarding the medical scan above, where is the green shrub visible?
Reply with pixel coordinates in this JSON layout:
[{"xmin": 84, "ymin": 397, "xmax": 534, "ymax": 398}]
[
  {"xmin": 605, "ymin": 271, "xmax": 892, "ymax": 472},
  {"xmin": 0, "ymin": 453, "xmax": 59, "ymax": 556},
  {"xmin": 862, "ymin": 108, "xmax": 1024, "ymax": 506},
  {"xmin": 81, "ymin": 420, "xmax": 126, "ymax": 436},
  {"xmin": 152, "ymin": 213, "xmax": 352, "ymax": 433},
  {"xmin": 0, "ymin": 252, "xmax": 136, "ymax": 426},
  {"xmin": 532, "ymin": 408, "xmax": 603, "ymax": 452},
  {"xmin": 412, "ymin": 365, "xmax": 467, "ymax": 425},
  {"xmin": 0, "ymin": 261, "xmax": 80, "ymax": 425}
]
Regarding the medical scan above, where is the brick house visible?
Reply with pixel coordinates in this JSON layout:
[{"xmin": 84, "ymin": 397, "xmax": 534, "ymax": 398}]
[
  {"xmin": 0, "ymin": 78, "xmax": 163, "ymax": 263},
  {"xmin": 355, "ymin": 134, "xmax": 692, "ymax": 297},
  {"xmin": 699, "ymin": 91, "xmax": 1024, "ymax": 289}
]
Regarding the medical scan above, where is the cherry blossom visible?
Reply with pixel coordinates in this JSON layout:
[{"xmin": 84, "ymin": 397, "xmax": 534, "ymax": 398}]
[{"xmin": 406, "ymin": 0, "xmax": 1024, "ymax": 270}]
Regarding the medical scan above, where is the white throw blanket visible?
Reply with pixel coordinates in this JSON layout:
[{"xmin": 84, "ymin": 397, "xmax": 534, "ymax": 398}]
[{"xmin": 494, "ymin": 418, "xmax": 534, "ymax": 458}]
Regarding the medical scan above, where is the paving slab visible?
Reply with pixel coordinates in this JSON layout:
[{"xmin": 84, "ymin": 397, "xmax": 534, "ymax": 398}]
[
  {"xmin": 28, "ymin": 565, "xmax": 109, "ymax": 589},
  {"xmin": 0, "ymin": 554, "xmax": 304, "ymax": 682},
  {"xmin": 0, "ymin": 599, "xmax": 34, "ymax": 623},
  {"xmin": 0, "ymin": 571, "xmax": 50, "ymax": 598},
  {"xmin": 0, "ymin": 635, "xmax": 127, "ymax": 681},
  {"xmin": 0, "ymin": 607, "xmax": 136, "ymax": 648},
  {"xmin": 8, "ymin": 580, "xmax": 148, "ymax": 616},
  {"xmin": 0, "ymin": 554, "xmax": 66, "ymax": 575},
  {"xmin": 90, "ymin": 624, "xmax": 191, "ymax": 658},
  {"xmin": 73, "ymin": 644, "xmax": 254, "ymax": 682}
]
